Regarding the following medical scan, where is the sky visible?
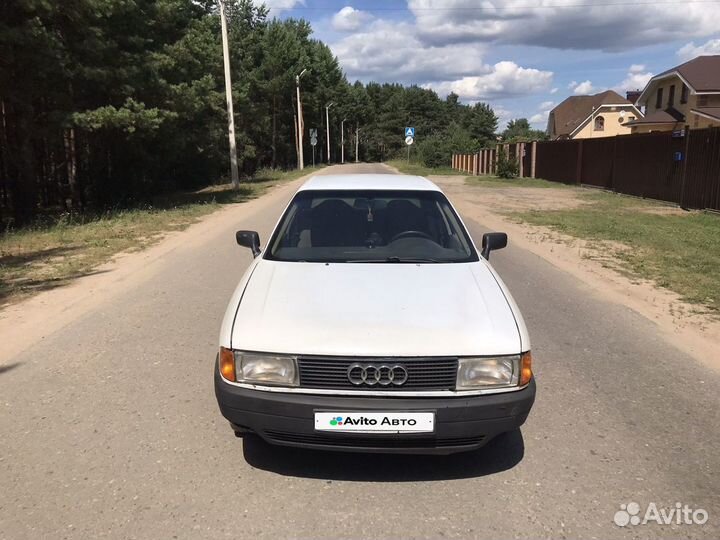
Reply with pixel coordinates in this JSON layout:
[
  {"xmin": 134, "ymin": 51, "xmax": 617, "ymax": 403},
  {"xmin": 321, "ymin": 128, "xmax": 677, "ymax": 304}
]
[{"xmin": 266, "ymin": 0, "xmax": 720, "ymax": 130}]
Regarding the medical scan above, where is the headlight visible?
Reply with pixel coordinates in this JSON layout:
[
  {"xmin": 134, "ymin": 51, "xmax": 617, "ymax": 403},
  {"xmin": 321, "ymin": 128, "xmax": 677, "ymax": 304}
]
[
  {"xmin": 230, "ymin": 351, "xmax": 299, "ymax": 387},
  {"xmin": 456, "ymin": 354, "xmax": 528, "ymax": 390}
]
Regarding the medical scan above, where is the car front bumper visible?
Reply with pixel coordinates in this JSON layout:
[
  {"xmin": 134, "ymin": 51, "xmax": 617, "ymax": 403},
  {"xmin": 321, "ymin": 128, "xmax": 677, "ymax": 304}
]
[{"xmin": 214, "ymin": 362, "xmax": 536, "ymax": 455}]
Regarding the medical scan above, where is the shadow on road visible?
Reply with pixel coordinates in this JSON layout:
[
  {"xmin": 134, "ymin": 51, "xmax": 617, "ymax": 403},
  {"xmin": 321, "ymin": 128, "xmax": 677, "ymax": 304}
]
[
  {"xmin": 0, "ymin": 362, "xmax": 22, "ymax": 376},
  {"xmin": 242, "ymin": 429, "xmax": 524, "ymax": 481}
]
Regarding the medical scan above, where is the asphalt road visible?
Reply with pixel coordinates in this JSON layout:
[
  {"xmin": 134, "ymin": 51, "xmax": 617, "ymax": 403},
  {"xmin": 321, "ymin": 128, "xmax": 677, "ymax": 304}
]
[{"xmin": 1, "ymin": 163, "xmax": 719, "ymax": 540}]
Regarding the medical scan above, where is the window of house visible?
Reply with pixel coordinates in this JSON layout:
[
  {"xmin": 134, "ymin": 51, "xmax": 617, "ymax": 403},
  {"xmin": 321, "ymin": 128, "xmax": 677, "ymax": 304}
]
[
  {"xmin": 680, "ymin": 84, "xmax": 689, "ymax": 104},
  {"xmin": 628, "ymin": 116, "xmax": 636, "ymax": 121},
  {"xmin": 594, "ymin": 116, "xmax": 605, "ymax": 131},
  {"xmin": 698, "ymin": 95, "xmax": 709, "ymax": 107},
  {"xmin": 655, "ymin": 87, "xmax": 664, "ymax": 109},
  {"xmin": 668, "ymin": 85, "xmax": 676, "ymax": 107}
]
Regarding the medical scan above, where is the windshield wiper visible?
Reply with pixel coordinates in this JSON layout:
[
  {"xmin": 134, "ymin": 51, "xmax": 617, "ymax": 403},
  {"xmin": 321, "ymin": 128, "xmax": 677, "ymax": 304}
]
[
  {"xmin": 386, "ymin": 256, "xmax": 439, "ymax": 263},
  {"xmin": 352, "ymin": 257, "xmax": 439, "ymax": 263}
]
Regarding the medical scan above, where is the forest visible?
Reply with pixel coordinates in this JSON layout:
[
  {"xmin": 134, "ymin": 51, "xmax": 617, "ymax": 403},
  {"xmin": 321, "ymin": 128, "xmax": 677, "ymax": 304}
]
[{"xmin": 1, "ymin": 0, "xmax": 509, "ymax": 227}]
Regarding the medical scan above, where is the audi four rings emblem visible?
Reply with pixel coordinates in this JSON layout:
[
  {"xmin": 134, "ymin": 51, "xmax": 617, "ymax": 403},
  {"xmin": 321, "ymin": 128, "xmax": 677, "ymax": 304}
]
[{"xmin": 347, "ymin": 363, "xmax": 409, "ymax": 386}]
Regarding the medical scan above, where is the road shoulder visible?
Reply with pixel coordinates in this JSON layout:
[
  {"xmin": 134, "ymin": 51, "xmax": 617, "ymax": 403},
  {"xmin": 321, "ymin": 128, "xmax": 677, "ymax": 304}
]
[
  {"xmin": 433, "ymin": 174, "xmax": 720, "ymax": 371},
  {"xmin": 0, "ymin": 177, "xmax": 309, "ymax": 364}
]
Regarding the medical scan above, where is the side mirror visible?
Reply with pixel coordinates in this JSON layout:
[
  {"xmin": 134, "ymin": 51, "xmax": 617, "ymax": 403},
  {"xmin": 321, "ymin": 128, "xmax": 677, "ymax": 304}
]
[
  {"xmin": 481, "ymin": 232, "xmax": 507, "ymax": 260},
  {"xmin": 236, "ymin": 230, "xmax": 261, "ymax": 258}
]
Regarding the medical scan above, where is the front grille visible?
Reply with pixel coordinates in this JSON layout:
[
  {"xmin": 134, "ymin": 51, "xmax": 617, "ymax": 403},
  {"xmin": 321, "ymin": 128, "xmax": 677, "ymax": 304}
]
[
  {"xmin": 264, "ymin": 430, "xmax": 485, "ymax": 449},
  {"xmin": 297, "ymin": 356, "xmax": 458, "ymax": 391}
]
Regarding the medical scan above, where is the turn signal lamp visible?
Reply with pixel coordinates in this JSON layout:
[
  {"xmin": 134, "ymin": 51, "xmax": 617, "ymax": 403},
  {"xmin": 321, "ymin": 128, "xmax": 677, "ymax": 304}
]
[
  {"xmin": 520, "ymin": 351, "xmax": 533, "ymax": 386},
  {"xmin": 219, "ymin": 347, "xmax": 236, "ymax": 381}
]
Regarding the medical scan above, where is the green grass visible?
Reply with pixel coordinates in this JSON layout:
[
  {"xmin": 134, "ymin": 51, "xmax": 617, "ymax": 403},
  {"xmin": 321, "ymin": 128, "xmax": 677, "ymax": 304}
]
[
  {"xmin": 385, "ymin": 159, "xmax": 466, "ymax": 177},
  {"xmin": 0, "ymin": 166, "xmax": 323, "ymax": 305},
  {"xmin": 513, "ymin": 191, "xmax": 720, "ymax": 312},
  {"xmin": 466, "ymin": 175, "xmax": 568, "ymax": 189}
]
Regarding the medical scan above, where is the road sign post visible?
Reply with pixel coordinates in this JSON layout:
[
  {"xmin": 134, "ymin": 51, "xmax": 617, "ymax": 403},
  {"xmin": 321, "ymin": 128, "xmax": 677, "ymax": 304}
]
[{"xmin": 404, "ymin": 127, "xmax": 414, "ymax": 164}]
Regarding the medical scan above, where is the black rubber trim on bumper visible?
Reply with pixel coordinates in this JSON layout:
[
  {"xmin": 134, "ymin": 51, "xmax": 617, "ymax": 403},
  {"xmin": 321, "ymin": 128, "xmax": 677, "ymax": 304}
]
[{"xmin": 214, "ymin": 361, "xmax": 535, "ymax": 455}]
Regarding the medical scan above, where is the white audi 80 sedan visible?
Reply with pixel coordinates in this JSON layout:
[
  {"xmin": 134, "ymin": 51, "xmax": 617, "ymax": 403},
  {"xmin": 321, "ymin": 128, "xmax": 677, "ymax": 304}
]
[{"xmin": 214, "ymin": 174, "xmax": 535, "ymax": 454}]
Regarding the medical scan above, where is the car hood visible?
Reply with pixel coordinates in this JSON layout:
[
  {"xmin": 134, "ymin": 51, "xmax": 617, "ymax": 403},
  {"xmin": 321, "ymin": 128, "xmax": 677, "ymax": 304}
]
[{"xmin": 230, "ymin": 260, "xmax": 521, "ymax": 357}]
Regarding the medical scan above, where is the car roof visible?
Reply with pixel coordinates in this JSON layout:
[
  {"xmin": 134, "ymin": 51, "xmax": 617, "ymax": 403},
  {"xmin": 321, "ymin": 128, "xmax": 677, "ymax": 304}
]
[{"xmin": 297, "ymin": 174, "xmax": 442, "ymax": 192}]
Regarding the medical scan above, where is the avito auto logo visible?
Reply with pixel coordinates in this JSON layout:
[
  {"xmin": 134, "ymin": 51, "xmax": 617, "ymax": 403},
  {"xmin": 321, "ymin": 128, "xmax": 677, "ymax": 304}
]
[{"xmin": 330, "ymin": 415, "xmax": 418, "ymax": 427}]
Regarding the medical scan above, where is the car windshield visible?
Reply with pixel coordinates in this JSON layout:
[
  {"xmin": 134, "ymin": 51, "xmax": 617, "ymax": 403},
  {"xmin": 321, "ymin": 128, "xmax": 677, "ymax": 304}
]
[{"xmin": 265, "ymin": 189, "xmax": 478, "ymax": 263}]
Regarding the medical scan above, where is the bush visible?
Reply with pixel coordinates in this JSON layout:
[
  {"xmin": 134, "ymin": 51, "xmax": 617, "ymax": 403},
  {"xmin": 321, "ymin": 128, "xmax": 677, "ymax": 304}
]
[
  {"xmin": 417, "ymin": 135, "xmax": 449, "ymax": 168},
  {"xmin": 417, "ymin": 123, "xmax": 480, "ymax": 168},
  {"xmin": 496, "ymin": 148, "xmax": 519, "ymax": 179}
]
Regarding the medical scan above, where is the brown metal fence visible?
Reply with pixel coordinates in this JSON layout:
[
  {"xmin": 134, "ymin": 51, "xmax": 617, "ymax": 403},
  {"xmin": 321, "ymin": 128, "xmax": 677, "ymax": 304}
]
[
  {"xmin": 682, "ymin": 128, "xmax": 720, "ymax": 210},
  {"xmin": 534, "ymin": 139, "xmax": 579, "ymax": 184},
  {"xmin": 452, "ymin": 127, "xmax": 720, "ymax": 211}
]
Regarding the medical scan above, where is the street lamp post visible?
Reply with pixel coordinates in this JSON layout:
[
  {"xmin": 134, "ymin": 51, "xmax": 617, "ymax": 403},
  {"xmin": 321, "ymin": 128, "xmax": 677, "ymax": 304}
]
[
  {"xmin": 218, "ymin": 0, "xmax": 239, "ymax": 188},
  {"xmin": 296, "ymin": 69, "xmax": 308, "ymax": 170},
  {"xmin": 355, "ymin": 124, "xmax": 360, "ymax": 163},
  {"xmin": 325, "ymin": 102, "xmax": 334, "ymax": 164},
  {"xmin": 341, "ymin": 118, "xmax": 346, "ymax": 164}
]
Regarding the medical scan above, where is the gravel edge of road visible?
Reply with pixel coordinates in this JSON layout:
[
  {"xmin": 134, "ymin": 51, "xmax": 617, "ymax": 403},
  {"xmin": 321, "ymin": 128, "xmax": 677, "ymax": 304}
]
[{"xmin": 0, "ymin": 172, "xmax": 318, "ymax": 364}]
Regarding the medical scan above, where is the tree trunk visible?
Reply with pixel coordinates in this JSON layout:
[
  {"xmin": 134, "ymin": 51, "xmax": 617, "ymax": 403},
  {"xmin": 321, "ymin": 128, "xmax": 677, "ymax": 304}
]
[
  {"xmin": 12, "ymin": 102, "xmax": 38, "ymax": 226},
  {"xmin": 271, "ymin": 95, "xmax": 277, "ymax": 169},
  {"xmin": 64, "ymin": 127, "xmax": 79, "ymax": 211},
  {"xmin": 0, "ymin": 98, "xmax": 10, "ymax": 220}
]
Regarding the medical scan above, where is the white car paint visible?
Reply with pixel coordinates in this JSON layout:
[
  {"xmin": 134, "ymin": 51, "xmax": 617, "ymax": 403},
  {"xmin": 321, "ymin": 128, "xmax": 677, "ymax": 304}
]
[
  {"xmin": 219, "ymin": 174, "xmax": 530, "ymax": 361},
  {"xmin": 298, "ymin": 173, "xmax": 441, "ymax": 192}
]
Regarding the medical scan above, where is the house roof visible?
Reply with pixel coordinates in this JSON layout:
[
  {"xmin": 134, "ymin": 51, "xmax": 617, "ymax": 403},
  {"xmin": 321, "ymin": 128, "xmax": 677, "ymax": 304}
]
[
  {"xmin": 548, "ymin": 90, "xmax": 637, "ymax": 138},
  {"xmin": 692, "ymin": 107, "xmax": 720, "ymax": 121},
  {"xmin": 625, "ymin": 110, "xmax": 683, "ymax": 126},
  {"xmin": 653, "ymin": 55, "xmax": 720, "ymax": 93},
  {"xmin": 635, "ymin": 56, "xmax": 720, "ymax": 106}
]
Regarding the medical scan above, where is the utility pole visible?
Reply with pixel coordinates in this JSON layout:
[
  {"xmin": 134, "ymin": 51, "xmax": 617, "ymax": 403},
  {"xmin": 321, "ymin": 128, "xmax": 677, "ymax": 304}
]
[
  {"xmin": 341, "ymin": 118, "xmax": 346, "ymax": 164},
  {"xmin": 355, "ymin": 124, "xmax": 360, "ymax": 163},
  {"xmin": 293, "ymin": 112, "xmax": 298, "ymax": 161},
  {"xmin": 296, "ymin": 69, "xmax": 308, "ymax": 170},
  {"xmin": 218, "ymin": 0, "xmax": 239, "ymax": 188},
  {"xmin": 325, "ymin": 102, "xmax": 334, "ymax": 163}
]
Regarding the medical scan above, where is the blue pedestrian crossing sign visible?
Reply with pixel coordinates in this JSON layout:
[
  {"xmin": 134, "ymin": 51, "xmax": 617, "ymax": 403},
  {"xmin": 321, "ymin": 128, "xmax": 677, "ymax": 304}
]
[{"xmin": 405, "ymin": 127, "xmax": 415, "ymax": 138}]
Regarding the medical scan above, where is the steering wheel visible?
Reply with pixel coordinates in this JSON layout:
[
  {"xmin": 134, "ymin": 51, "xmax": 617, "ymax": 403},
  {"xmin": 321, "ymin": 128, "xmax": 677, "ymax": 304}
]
[{"xmin": 389, "ymin": 230, "xmax": 434, "ymax": 242}]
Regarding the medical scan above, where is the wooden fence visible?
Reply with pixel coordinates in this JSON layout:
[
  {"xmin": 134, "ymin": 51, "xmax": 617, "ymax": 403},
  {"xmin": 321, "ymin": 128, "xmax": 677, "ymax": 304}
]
[{"xmin": 452, "ymin": 127, "xmax": 720, "ymax": 211}]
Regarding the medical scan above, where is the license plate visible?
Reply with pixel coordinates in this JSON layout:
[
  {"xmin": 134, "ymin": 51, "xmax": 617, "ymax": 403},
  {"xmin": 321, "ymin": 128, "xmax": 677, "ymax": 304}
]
[{"xmin": 314, "ymin": 412, "xmax": 435, "ymax": 433}]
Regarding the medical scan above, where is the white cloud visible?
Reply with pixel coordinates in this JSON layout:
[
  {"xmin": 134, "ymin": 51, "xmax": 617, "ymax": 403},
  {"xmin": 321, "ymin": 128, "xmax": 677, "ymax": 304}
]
[
  {"xmin": 331, "ymin": 6, "xmax": 374, "ymax": 32},
  {"xmin": 408, "ymin": 0, "xmax": 720, "ymax": 51},
  {"xmin": 494, "ymin": 106, "xmax": 515, "ymax": 128},
  {"xmin": 571, "ymin": 80, "xmax": 595, "ymax": 94},
  {"xmin": 530, "ymin": 100, "xmax": 555, "ymax": 127},
  {"xmin": 677, "ymin": 38, "xmax": 720, "ymax": 61},
  {"xmin": 266, "ymin": 0, "xmax": 305, "ymax": 16},
  {"xmin": 616, "ymin": 66, "xmax": 653, "ymax": 92},
  {"xmin": 330, "ymin": 12, "xmax": 552, "ymax": 101},
  {"xmin": 426, "ymin": 61, "xmax": 553, "ymax": 100},
  {"xmin": 332, "ymin": 20, "xmax": 488, "ymax": 83},
  {"xmin": 550, "ymin": 87, "xmax": 559, "ymax": 94}
]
